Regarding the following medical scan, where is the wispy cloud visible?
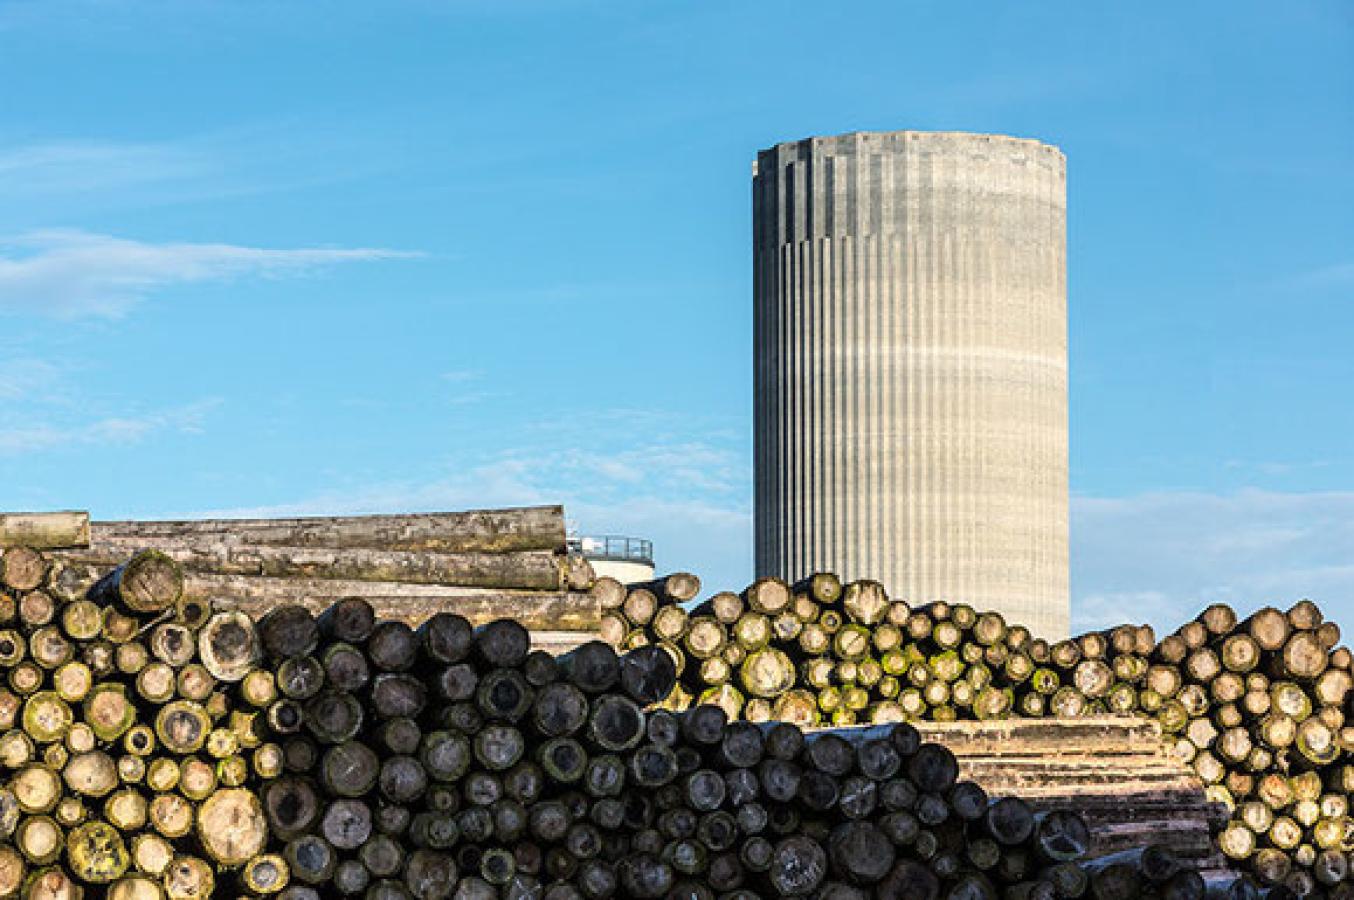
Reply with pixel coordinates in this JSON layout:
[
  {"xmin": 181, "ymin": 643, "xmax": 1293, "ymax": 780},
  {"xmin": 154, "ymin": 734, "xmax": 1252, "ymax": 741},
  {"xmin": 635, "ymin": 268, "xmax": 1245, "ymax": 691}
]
[
  {"xmin": 0, "ymin": 230, "xmax": 418, "ymax": 318},
  {"xmin": 1286, "ymin": 261, "xmax": 1354, "ymax": 291},
  {"xmin": 0, "ymin": 357, "xmax": 63, "ymax": 400},
  {"xmin": 1222, "ymin": 458, "xmax": 1336, "ymax": 478},
  {"xmin": 0, "ymin": 398, "xmax": 221, "ymax": 455},
  {"xmin": 1073, "ymin": 489, "xmax": 1354, "ymax": 633},
  {"xmin": 0, "ymin": 127, "xmax": 401, "ymax": 210}
]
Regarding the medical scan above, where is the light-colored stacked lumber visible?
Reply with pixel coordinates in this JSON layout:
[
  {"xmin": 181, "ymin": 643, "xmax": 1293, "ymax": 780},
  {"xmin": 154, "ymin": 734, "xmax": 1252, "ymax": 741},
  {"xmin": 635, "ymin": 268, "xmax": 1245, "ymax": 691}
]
[
  {"xmin": 46, "ymin": 507, "xmax": 601, "ymax": 652},
  {"xmin": 916, "ymin": 717, "xmax": 1224, "ymax": 861},
  {"xmin": 0, "ymin": 513, "xmax": 90, "ymax": 551}
]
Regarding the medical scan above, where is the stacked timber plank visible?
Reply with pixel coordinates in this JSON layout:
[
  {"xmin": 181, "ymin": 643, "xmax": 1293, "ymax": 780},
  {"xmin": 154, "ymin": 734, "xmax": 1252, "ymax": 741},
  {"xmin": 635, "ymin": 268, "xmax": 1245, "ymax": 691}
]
[
  {"xmin": 609, "ymin": 572, "xmax": 1353, "ymax": 897},
  {"xmin": 915, "ymin": 717, "xmax": 1225, "ymax": 862},
  {"xmin": 1, "ymin": 542, "xmax": 1231, "ymax": 899},
  {"xmin": 34, "ymin": 507, "xmax": 599, "ymax": 652},
  {"xmin": 0, "ymin": 514, "xmax": 91, "ymax": 551}
]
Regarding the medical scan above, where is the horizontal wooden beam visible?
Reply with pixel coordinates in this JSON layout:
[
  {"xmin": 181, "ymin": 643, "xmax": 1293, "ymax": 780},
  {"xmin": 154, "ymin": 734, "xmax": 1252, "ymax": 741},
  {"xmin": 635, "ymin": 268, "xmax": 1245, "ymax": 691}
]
[
  {"xmin": 91, "ymin": 505, "xmax": 567, "ymax": 554},
  {"xmin": 0, "ymin": 511, "xmax": 90, "ymax": 549},
  {"xmin": 209, "ymin": 587, "xmax": 600, "ymax": 632},
  {"xmin": 47, "ymin": 560, "xmax": 602, "ymax": 631},
  {"xmin": 55, "ymin": 540, "xmax": 574, "ymax": 592}
]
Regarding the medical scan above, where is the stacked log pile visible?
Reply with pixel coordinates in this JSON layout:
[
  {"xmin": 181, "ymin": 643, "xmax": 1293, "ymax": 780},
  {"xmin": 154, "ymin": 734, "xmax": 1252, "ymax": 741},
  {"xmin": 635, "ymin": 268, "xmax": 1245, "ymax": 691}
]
[
  {"xmin": 916, "ymin": 718, "xmax": 1225, "ymax": 862},
  {"xmin": 0, "ymin": 546, "xmax": 277, "ymax": 898},
  {"xmin": 43, "ymin": 508, "xmax": 599, "ymax": 653},
  {"xmin": 215, "ymin": 591, "xmax": 1221, "ymax": 900},
  {"xmin": 2, "ymin": 542, "xmax": 1243, "ymax": 899},
  {"xmin": 606, "ymin": 573, "xmax": 1353, "ymax": 897}
]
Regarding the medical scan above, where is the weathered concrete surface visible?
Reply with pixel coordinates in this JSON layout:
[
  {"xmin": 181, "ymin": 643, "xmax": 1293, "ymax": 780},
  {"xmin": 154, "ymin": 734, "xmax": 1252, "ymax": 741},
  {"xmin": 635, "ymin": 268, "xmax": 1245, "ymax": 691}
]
[{"xmin": 753, "ymin": 130, "xmax": 1069, "ymax": 638}]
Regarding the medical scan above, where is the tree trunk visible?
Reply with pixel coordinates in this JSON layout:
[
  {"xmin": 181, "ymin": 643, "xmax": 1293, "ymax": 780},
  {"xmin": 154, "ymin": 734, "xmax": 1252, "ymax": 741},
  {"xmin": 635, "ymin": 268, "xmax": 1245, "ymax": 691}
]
[
  {"xmin": 91, "ymin": 506, "xmax": 566, "ymax": 552},
  {"xmin": 0, "ymin": 512, "xmax": 90, "ymax": 550}
]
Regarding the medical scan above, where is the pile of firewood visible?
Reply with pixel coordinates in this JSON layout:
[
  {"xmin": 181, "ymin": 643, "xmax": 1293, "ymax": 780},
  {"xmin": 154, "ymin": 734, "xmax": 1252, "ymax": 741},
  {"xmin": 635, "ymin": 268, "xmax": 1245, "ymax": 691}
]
[
  {"xmin": 39, "ymin": 508, "xmax": 599, "ymax": 654},
  {"xmin": 603, "ymin": 572, "xmax": 1353, "ymax": 897},
  {"xmin": 0, "ymin": 547, "xmax": 275, "ymax": 898}
]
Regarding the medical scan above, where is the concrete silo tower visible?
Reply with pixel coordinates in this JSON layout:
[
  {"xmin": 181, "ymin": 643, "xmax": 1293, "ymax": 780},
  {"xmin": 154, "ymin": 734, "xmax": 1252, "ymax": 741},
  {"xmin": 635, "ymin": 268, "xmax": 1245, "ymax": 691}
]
[{"xmin": 753, "ymin": 130, "xmax": 1069, "ymax": 638}]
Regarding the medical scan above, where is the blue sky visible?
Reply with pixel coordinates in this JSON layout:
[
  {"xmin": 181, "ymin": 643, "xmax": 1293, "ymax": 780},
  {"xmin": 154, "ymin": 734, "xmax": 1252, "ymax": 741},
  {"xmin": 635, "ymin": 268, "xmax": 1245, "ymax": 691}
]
[{"xmin": 1, "ymin": 0, "xmax": 1350, "ymax": 633}]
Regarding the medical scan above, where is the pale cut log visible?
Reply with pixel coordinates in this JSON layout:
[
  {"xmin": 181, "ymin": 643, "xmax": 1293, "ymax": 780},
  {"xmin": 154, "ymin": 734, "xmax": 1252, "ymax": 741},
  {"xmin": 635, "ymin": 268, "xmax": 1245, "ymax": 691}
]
[
  {"xmin": 69, "ymin": 539, "xmax": 570, "ymax": 591},
  {"xmin": 529, "ymin": 631, "xmax": 598, "ymax": 655},
  {"xmin": 198, "ymin": 611, "xmax": 261, "ymax": 682},
  {"xmin": 91, "ymin": 505, "xmax": 566, "ymax": 552},
  {"xmin": 0, "ymin": 846, "xmax": 22, "ymax": 897},
  {"xmin": 841, "ymin": 580, "xmax": 890, "ymax": 626},
  {"xmin": 177, "ymin": 573, "xmax": 600, "ymax": 630},
  {"xmin": 162, "ymin": 856, "xmax": 214, "ymax": 899},
  {"xmin": 590, "ymin": 576, "xmax": 626, "ymax": 610},
  {"xmin": 15, "ymin": 815, "xmax": 62, "ymax": 864},
  {"xmin": 563, "ymin": 554, "xmax": 595, "ymax": 592},
  {"xmin": 0, "ymin": 546, "xmax": 48, "ymax": 592},
  {"xmin": 640, "ymin": 573, "xmax": 701, "ymax": 603},
  {"xmin": 88, "ymin": 549, "xmax": 182, "ymax": 612},
  {"xmin": 196, "ymin": 788, "xmax": 268, "ymax": 865},
  {"xmin": 130, "ymin": 833, "xmax": 174, "ymax": 877},
  {"xmin": 0, "ymin": 512, "xmax": 89, "ymax": 549},
  {"xmin": 107, "ymin": 876, "xmax": 163, "ymax": 900},
  {"xmin": 63, "ymin": 750, "xmax": 118, "ymax": 796},
  {"xmin": 24, "ymin": 867, "xmax": 80, "ymax": 900}
]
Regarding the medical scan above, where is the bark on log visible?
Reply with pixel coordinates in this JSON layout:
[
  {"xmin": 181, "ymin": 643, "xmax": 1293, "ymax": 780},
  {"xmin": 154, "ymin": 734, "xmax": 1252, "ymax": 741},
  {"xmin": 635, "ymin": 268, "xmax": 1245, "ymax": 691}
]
[
  {"xmin": 0, "ymin": 512, "xmax": 90, "ymax": 550},
  {"xmin": 180, "ymin": 574, "xmax": 600, "ymax": 630},
  {"xmin": 90, "ymin": 505, "xmax": 566, "ymax": 553},
  {"xmin": 62, "ymin": 541, "xmax": 572, "ymax": 592}
]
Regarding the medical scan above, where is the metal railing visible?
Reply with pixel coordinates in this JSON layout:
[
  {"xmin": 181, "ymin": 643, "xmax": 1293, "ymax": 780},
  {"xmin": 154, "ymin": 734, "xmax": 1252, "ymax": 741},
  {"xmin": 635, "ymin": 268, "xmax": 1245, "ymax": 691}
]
[{"xmin": 567, "ymin": 535, "xmax": 654, "ymax": 565}]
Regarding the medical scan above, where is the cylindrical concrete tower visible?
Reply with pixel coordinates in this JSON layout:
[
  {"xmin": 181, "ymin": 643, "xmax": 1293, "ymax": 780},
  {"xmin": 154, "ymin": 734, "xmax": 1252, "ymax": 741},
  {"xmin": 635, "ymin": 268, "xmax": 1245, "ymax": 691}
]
[{"xmin": 753, "ymin": 130, "xmax": 1068, "ymax": 638}]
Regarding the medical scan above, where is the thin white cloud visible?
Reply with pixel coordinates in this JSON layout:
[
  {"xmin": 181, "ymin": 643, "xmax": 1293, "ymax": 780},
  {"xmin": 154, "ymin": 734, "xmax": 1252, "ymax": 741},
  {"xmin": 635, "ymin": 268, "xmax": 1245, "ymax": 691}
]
[
  {"xmin": 0, "ymin": 230, "xmax": 418, "ymax": 318},
  {"xmin": 0, "ymin": 357, "xmax": 63, "ymax": 400},
  {"xmin": 0, "ymin": 129, "xmax": 404, "ymax": 213},
  {"xmin": 1073, "ymin": 489, "xmax": 1354, "ymax": 634},
  {"xmin": 1287, "ymin": 261, "xmax": 1354, "ymax": 291},
  {"xmin": 0, "ymin": 398, "xmax": 221, "ymax": 455}
]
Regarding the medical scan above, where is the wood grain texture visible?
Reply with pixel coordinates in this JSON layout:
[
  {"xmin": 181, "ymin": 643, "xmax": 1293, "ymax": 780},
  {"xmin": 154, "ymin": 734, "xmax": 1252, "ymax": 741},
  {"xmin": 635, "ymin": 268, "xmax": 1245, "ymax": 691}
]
[
  {"xmin": 206, "ymin": 582, "xmax": 600, "ymax": 631},
  {"xmin": 56, "ymin": 541, "xmax": 570, "ymax": 591},
  {"xmin": 914, "ymin": 717, "xmax": 1219, "ymax": 860},
  {"xmin": 90, "ymin": 506, "xmax": 566, "ymax": 553},
  {"xmin": 0, "ymin": 512, "xmax": 90, "ymax": 550}
]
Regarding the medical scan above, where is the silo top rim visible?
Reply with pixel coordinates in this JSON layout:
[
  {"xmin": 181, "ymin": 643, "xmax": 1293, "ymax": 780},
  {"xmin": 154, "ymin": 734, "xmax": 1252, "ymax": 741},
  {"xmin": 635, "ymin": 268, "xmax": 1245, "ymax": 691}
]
[{"xmin": 756, "ymin": 129, "xmax": 1064, "ymax": 160}]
